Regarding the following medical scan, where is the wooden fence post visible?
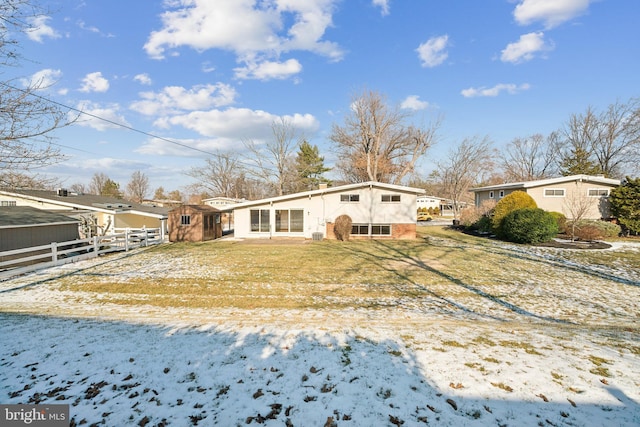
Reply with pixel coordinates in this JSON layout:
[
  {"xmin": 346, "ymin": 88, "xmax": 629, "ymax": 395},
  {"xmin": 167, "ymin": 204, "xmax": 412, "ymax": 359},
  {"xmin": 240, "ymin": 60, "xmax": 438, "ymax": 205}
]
[
  {"xmin": 93, "ymin": 236, "xmax": 99, "ymax": 254},
  {"xmin": 51, "ymin": 242, "xmax": 58, "ymax": 263},
  {"xmin": 125, "ymin": 229, "xmax": 130, "ymax": 252}
]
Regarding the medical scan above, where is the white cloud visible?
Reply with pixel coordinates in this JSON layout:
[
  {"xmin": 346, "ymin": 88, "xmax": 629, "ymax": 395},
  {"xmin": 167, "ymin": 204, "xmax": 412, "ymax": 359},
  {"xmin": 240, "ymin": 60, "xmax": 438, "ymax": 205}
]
[
  {"xmin": 21, "ymin": 68, "xmax": 62, "ymax": 89},
  {"xmin": 136, "ymin": 137, "xmax": 238, "ymax": 157},
  {"xmin": 400, "ymin": 95, "xmax": 429, "ymax": 111},
  {"xmin": 143, "ymin": 0, "xmax": 343, "ymax": 80},
  {"xmin": 416, "ymin": 35, "xmax": 449, "ymax": 68},
  {"xmin": 26, "ymin": 16, "xmax": 61, "ymax": 43},
  {"xmin": 130, "ymin": 83, "xmax": 237, "ymax": 116},
  {"xmin": 164, "ymin": 108, "xmax": 319, "ymax": 140},
  {"xmin": 75, "ymin": 101, "xmax": 130, "ymax": 131},
  {"xmin": 501, "ymin": 32, "xmax": 552, "ymax": 63},
  {"xmin": 514, "ymin": 0, "xmax": 591, "ymax": 28},
  {"xmin": 133, "ymin": 74, "xmax": 153, "ymax": 85},
  {"xmin": 461, "ymin": 83, "xmax": 531, "ymax": 98},
  {"xmin": 372, "ymin": 0, "xmax": 390, "ymax": 16},
  {"xmin": 79, "ymin": 72, "xmax": 110, "ymax": 93},
  {"xmin": 234, "ymin": 58, "xmax": 302, "ymax": 80}
]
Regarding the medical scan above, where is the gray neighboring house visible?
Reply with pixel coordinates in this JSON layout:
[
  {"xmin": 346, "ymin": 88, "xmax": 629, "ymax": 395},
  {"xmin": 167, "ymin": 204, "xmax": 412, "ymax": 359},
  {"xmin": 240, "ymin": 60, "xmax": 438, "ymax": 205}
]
[
  {"xmin": 0, "ymin": 189, "xmax": 170, "ymax": 238},
  {"xmin": 470, "ymin": 174, "xmax": 621, "ymax": 220},
  {"xmin": 0, "ymin": 206, "xmax": 80, "ymax": 251}
]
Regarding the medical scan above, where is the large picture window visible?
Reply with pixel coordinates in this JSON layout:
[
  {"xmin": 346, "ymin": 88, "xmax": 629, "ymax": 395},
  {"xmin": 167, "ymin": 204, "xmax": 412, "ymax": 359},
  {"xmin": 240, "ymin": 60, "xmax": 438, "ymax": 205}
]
[
  {"xmin": 276, "ymin": 209, "xmax": 304, "ymax": 232},
  {"xmin": 250, "ymin": 209, "xmax": 270, "ymax": 232}
]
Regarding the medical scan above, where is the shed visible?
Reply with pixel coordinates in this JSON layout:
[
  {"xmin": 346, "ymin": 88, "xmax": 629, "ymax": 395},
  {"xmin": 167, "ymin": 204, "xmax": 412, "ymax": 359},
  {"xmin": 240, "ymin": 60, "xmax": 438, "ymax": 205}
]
[
  {"xmin": 0, "ymin": 206, "xmax": 80, "ymax": 251},
  {"xmin": 168, "ymin": 205, "xmax": 222, "ymax": 242}
]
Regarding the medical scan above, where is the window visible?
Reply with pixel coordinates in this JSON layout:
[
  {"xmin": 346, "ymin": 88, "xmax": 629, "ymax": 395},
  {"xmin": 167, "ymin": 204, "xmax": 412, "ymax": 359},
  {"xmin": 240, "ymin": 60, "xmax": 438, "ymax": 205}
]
[
  {"xmin": 340, "ymin": 194, "xmax": 360, "ymax": 202},
  {"xmin": 381, "ymin": 194, "xmax": 401, "ymax": 202},
  {"xmin": 499, "ymin": 190, "xmax": 505, "ymax": 198},
  {"xmin": 350, "ymin": 224, "xmax": 391, "ymax": 236},
  {"xmin": 544, "ymin": 188, "xmax": 565, "ymax": 197},
  {"xmin": 180, "ymin": 215, "xmax": 191, "ymax": 226},
  {"xmin": 588, "ymin": 188, "xmax": 609, "ymax": 197},
  {"xmin": 489, "ymin": 191, "xmax": 494, "ymax": 199},
  {"xmin": 1, "ymin": 200, "xmax": 16, "ymax": 206},
  {"xmin": 275, "ymin": 209, "xmax": 304, "ymax": 232},
  {"xmin": 250, "ymin": 209, "xmax": 270, "ymax": 232}
]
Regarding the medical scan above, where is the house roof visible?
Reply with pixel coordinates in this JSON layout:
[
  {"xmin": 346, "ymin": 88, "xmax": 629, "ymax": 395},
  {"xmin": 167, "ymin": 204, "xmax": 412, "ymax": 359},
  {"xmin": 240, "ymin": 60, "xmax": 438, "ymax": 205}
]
[
  {"xmin": 470, "ymin": 175, "xmax": 621, "ymax": 193},
  {"xmin": 231, "ymin": 181, "xmax": 426, "ymax": 210},
  {"xmin": 0, "ymin": 189, "xmax": 169, "ymax": 219},
  {"xmin": 170, "ymin": 205, "xmax": 220, "ymax": 213},
  {"xmin": 0, "ymin": 206, "xmax": 79, "ymax": 228}
]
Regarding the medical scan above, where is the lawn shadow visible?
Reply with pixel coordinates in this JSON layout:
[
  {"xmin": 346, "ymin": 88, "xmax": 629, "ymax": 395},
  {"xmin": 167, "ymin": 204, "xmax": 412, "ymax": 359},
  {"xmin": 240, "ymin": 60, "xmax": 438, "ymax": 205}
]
[
  {"xmin": 338, "ymin": 239, "xmax": 573, "ymax": 324},
  {"xmin": 1, "ymin": 314, "xmax": 637, "ymax": 426}
]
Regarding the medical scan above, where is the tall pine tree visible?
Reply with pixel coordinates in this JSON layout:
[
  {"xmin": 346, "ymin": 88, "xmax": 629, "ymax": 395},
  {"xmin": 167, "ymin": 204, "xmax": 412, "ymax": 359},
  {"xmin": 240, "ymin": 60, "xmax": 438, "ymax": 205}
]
[
  {"xmin": 609, "ymin": 176, "xmax": 640, "ymax": 234},
  {"xmin": 295, "ymin": 141, "xmax": 331, "ymax": 191}
]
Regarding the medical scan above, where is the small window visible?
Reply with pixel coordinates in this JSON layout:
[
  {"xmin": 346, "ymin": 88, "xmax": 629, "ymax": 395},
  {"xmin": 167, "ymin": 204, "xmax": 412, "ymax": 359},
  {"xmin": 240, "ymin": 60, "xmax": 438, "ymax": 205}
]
[
  {"xmin": 381, "ymin": 194, "xmax": 401, "ymax": 203},
  {"xmin": 350, "ymin": 224, "xmax": 391, "ymax": 236},
  {"xmin": 498, "ymin": 190, "xmax": 505, "ymax": 198},
  {"xmin": 340, "ymin": 194, "xmax": 360, "ymax": 202},
  {"xmin": 489, "ymin": 191, "xmax": 494, "ymax": 199},
  {"xmin": 1, "ymin": 200, "xmax": 17, "ymax": 206},
  {"xmin": 588, "ymin": 189, "xmax": 609, "ymax": 197},
  {"xmin": 544, "ymin": 188, "xmax": 565, "ymax": 197},
  {"xmin": 180, "ymin": 215, "xmax": 191, "ymax": 226}
]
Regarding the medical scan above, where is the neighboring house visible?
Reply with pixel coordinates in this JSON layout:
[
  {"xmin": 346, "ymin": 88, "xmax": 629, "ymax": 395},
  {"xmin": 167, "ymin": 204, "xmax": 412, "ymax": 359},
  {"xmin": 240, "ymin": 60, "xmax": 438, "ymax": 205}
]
[
  {"xmin": 168, "ymin": 205, "xmax": 222, "ymax": 242},
  {"xmin": 416, "ymin": 195, "xmax": 461, "ymax": 216},
  {"xmin": 0, "ymin": 189, "xmax": 169, "ymax": 238},
  {"xmin": 202, "ymin": 196, "xmax": 244, "ymax": 231},
  {"xmin": 0, "ymin": 206, "xmax": 80, "ymax": 251},
  {"xmin": 232, "ymin": 181, "xmax": 425, "ymax": 240},
  {"xmin": 470, "ymin": 175, "xmax": 621, "ymax": 220}
]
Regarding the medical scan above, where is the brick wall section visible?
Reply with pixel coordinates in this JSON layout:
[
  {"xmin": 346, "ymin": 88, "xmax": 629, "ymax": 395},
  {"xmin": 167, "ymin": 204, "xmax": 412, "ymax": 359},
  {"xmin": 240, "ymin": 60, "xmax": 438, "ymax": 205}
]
[{"xmin": 325, "ymin": 223, "xmax": 416, "ymax": 240}]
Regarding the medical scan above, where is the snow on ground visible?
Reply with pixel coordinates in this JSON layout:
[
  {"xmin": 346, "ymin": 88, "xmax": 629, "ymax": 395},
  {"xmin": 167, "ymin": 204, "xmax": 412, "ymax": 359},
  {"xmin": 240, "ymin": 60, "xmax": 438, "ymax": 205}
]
[{"xmin": 1, "ymin": 242, "xmax": 639, "ymax": 426}]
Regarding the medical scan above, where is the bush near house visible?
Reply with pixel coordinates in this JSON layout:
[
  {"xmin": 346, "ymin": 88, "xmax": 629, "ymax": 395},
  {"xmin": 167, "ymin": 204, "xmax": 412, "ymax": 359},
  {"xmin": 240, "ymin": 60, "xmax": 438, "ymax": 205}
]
[
  {"xmin": 334, "ymin": 214, "xmax": 353, "ymax": 241},
  {"xmin": 548, "ymin": 212, "xmax": 567, "ymax": 234},
  {"xmin": 501, "ymin": 208, "xmax": 559, "ymax": 244},
  {"xmin": 491, "ymin": 191, "xmax": 537, "ymax": 237},
  {"xmin": 569, "ymin": 220, "xmax": 621, "ymax": 241}
]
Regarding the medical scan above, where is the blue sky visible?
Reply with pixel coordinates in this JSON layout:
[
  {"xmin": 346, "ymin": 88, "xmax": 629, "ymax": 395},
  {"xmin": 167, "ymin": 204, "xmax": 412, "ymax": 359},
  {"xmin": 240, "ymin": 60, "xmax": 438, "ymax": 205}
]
[{"xmin": 8, "ymin": 0, "xmax": 640, "ymax": 193}]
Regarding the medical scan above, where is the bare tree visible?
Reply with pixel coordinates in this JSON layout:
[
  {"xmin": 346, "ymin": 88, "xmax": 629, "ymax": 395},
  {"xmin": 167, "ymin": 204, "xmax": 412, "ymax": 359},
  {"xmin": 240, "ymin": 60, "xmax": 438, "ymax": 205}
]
[
  {"xmin": 0, "ymin": 0, "xmax": 76, "ymax": 187},
  {"xmin": 556, "ymin": 106, "xmax": 602, "ymax": 176},
  {"xmin": 330, "ymin": 89, "xmax": 440, "ymax": 184},
  {"xmin": 125, "ymin": 170, "xmax": 149, "ymax": 203},
  {"xmin": 433, "ymin": 136, "xmax": 494, "ymax": 220},
  {"xmin": 563, "ymin": 186, "xmax": 596, "ymax": 241},
  {"xmin": 244, "ymin": 118, "xmax": 301, "ymax": 196},
  {"xmin": 592, "ymin": 98, "xmax": 640, "ymax": 178},
  {"xmin": 89, "ymin": 172, "xmax": 121, "ymax": 198},
  {"xmin": 500, "ymin": 133, "xmax": 557, "ymax": 181},
  {"xmin": 186, "ymin": 151, "xmax": 246, "ymax": 198}
]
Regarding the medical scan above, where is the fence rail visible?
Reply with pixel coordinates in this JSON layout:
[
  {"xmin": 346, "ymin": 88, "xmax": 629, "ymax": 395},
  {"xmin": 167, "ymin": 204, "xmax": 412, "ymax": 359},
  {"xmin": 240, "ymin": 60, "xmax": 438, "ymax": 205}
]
[{"xmin": 0, "ymin": 228, "xmax": 163, "ymax": 281}]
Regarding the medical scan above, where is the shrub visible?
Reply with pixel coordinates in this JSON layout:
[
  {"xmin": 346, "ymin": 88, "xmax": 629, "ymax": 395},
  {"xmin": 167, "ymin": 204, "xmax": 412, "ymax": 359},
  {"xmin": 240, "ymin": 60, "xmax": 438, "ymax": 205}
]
[
  {"xmin": 548, "ymin": 212, "xmax": 567, "ymax": 234},
  {"xmin": 491, "ymin": 191, "xmax": 537, "ymax": 237},
  {"xmin": 569, "ymin": 220, "xmax": 621, "ymax": 241},
  {"xmin": 609, "ymin": 176, "xmax": 640, "ymax": 234},
  {"xmin": 334, "ymin": 214, "xmax": 352, "ymax": 241},
  {"xmin": 501, "ymin": 208, "xmax": 559, "ymax": 244}
]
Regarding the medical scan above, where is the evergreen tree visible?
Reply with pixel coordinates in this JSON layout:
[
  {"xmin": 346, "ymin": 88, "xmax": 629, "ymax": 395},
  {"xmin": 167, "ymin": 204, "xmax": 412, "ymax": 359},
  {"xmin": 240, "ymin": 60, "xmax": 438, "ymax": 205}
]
[
  {"xmin": 609, "ymin": 177, "xmax": 640, "ymax": 234},
  {"xmin": 559, "ymin": 146, "xmax": 601, "ymax": 176},
  {"xmin": 295, "ymin": 141, "xmax": 331, "ymax": 191}
]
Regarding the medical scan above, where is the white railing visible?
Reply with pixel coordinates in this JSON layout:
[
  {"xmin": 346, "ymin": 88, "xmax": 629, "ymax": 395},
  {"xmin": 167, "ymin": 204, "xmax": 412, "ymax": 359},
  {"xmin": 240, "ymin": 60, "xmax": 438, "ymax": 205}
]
[{"xmin": 0, "ymin": 228, "xmax": 163, "ymax": 281}]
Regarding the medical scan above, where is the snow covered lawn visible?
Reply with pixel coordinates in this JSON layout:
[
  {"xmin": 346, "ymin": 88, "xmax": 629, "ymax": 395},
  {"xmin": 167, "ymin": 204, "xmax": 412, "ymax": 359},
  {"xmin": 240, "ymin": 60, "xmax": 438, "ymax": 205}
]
[{"xmin": 1, "ymin": 229, "xmax": 639, "ymax": 426}]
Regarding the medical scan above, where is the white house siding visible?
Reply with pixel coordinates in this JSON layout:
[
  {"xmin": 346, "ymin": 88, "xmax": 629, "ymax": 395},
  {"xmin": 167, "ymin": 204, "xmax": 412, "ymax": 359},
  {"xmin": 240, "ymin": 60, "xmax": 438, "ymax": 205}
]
[{"xmin": 233, "ymin": 183, "xmax": 421, "ymax": 239}]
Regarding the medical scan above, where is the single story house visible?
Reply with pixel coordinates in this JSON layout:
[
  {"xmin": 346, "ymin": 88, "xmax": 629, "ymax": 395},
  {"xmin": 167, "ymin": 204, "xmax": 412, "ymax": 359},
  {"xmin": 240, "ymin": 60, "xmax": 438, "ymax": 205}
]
[
  {"xmin": 0, "ymin": 206, "xmax": 80, "ymax": 251},
  {"xmin": 168, "ymin": 205, "xmax": 222, "ymax": 242},
  {"xmin": 470, "ymin": 174, "xmax": 621, "ymax": 220},
  {"xmin": 416, "ymin": 195, "xmax": 461, "ymax": 216},
  {"xmin": 0, "ymin": 189, "xmax": 169, "ymax": 238},
  {"xmin": 232, "ymin": 181, "xmax": 425, "ymax": 240}
]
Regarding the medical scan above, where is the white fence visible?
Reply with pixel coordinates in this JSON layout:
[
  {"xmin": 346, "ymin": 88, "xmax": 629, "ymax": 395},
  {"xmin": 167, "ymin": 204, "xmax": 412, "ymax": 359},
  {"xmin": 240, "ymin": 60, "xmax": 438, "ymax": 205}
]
[{"xmin": 0, "ymin": 228, "xmax": 163, "ymax": 281}]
